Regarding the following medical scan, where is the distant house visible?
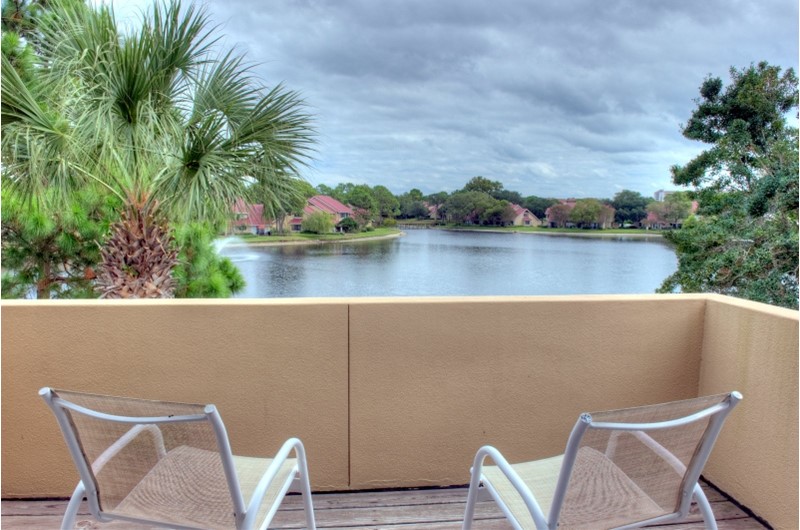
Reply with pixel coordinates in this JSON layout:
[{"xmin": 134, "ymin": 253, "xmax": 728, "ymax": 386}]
[
  {"xmin": 545, "ymin": 199, "xmax": 577, "ymax": 228},
  {"xmin": 544, "ymin": 199, "xmax": 614, "ymax": 229},
  {"xmin": 304, "ymin": 195, "xmax": 354, "ymax": 227},
  {"xmin": 425, "ymin": 202, "xmax": 440, "ymax": 221},
  {"xmin": 231, "ymin": 195, "xmax": 358, "ymax": 234},
  {"xmin": 231, "ymin": 198, "xmax": 267, "ymax": 234},
  {"xmin": 508, "ymin": 204, "xmax": 540, "ymax": 227},
  {"xmin": 288, "ymin": 216, "xmax": 304, "ymax": 232},
  {"xmin": 643, "ymin": 200, "xmax": 699, "ymax": 229}
]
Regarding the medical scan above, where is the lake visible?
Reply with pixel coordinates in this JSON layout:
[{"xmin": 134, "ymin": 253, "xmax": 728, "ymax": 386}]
[{"xmin": 220, "ymin": 229, "xmax": 677, "ymax": 298}]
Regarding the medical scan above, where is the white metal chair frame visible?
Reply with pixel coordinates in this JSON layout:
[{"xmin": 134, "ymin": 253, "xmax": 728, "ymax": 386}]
[
  {"xmin": 40, "ymin": 387, "xmax": 316, "ymax": 530},
  {"xmin": 463, "ymin": 392, "xmax": 742, "ymax": 530}
]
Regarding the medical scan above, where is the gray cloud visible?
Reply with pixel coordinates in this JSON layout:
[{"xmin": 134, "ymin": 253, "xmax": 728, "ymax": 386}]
[{"xmin": 109, "ymin": 0, "xmax": 799, "ymax": 198}]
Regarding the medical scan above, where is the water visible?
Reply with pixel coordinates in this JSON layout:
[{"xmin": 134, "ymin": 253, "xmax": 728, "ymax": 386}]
[{"xmin": 219, "ymin": 229, "xmax": 677, "ymax": 298}]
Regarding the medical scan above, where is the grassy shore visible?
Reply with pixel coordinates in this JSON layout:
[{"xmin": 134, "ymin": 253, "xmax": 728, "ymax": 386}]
[
  {"xmin": 445, "ymin": 225, "xmax": 663, "ymax": 236},
  {"xmin": 228, "ymin": 225, "xmax": 664, "ymax": 248},
  {"xmin": 233, "ymin": 227, "xmax": 402, "ymax": 245},
  {"xmin": 397, "ymin": 221, "xmax": 664, "ymax": 237}
]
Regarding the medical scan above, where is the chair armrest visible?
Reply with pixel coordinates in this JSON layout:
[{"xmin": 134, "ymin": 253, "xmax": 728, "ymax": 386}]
[
  {"xmin": 91, "ymin": 424, "xmax": 167, "ymax": 474},
  {"xmin": 243, "ymin": 437, "xmax": 306, "ymax": 527},
  {"xmin": 471, "ymin": 445, "xmax": 548, "ymax": 528}
]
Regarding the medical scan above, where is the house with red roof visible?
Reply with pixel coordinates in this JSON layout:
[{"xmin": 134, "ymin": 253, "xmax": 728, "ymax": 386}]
[
  {"xmin": 231, "ymin": 195, "xmax": 357, "ymax": 234},
  {"xmin": 303, "ymin": 195, "xmax": 355, "ymax": 231},
  {"xmin": 231, "ymin": 198, "xmax": 267, "ymax": 234},
  {"xmin": 508, "ymin": 204, "xmax": 541, "ymax": 227},
  {"xmin": 545, "ymin": 199, "xmax": 577, "ymax": 227}
]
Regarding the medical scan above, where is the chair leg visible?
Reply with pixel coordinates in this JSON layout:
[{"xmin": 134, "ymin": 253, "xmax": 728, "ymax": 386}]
[
  {"xmin": 694, "ymin": 483, "xmax": 718, "ymax": 530},
  {"xmin": 295, "ymin": 443, "xmax": 317, "ymax": 530},
  {"xmin": 61, "ymin": 482, "xmax": 85, "ymax": 530},
  {"xmin": 462, "ymin": 469, "xmax": 483, "ymax": 530}
]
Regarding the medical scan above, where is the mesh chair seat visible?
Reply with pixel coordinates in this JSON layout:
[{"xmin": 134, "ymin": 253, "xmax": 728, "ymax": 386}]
[
  {"xmin": 484, "ymin": 447, "xmax": 665, "ymax": 529},
  {"xmin": 114, "ymin": 445, "xmax": 297, "ymax": 529},
  {"xmin": 40, "ymin": 388, "xmax": 316, "ymax": 530},
  {"xmin": 464, "ymin": 392, "xmax": 742, "ymax": 530}
]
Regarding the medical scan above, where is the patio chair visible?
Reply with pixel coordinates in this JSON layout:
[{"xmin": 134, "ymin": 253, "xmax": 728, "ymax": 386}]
[
  {"xmin": 40, "ymin": 387, "xmax": 316, "ymax": 530},
  {"xmin": 463, "ymin": 392, "xmax": 742, "ymax": 530}
]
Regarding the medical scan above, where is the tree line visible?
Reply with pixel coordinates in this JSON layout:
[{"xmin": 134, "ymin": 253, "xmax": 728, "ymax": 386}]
[{"xmin": 305, "ymin": 176, "xmax": 689, "ymax": 229}]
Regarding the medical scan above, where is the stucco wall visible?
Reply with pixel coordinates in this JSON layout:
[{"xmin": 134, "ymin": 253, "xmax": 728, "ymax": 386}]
[
  {"xmin": 1, "ymin": 294, "xmax": 796, "ymax": 529},
  {"xmin": 699, "ymin": 295, "xmax": 799, "ymax": 530},
  {"xmin": 1, "ymin": 299, "xmax": 350, "ymax": 496},
  {"xmin": 348, "ymin": 295, "xmax": 706, "ymax": 488}
]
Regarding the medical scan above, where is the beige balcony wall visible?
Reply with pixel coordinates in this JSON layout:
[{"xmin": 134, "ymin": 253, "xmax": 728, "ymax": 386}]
[
  {"xmin": 1, "ymin": 299, "xmax": 350, "ymax": 497},
  {"xmin": 348, "ymin": 295, "xmax": 707, "ymax": 488},
  {"xmin": 2, "ymin": 294, "xmax": 797, "ymax": 529},
  {"xmin": 698, "ymin": 295, "xmax": 799, "ymax": 530}
]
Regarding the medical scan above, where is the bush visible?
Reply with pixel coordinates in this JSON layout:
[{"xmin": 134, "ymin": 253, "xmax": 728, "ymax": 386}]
[
  {"xmin": 173, "ymin": 223, "xmax": 245, "ymax": 298},
  {"xmin": 337, "ymin": 216, "xmax": 359, "ymax": 233},
  {"xmin": 302, "ymin": 211, "xmax": 334, "ymax": 234},
  {"xmin": 382, "ymin": 218, "xmax": 397, "ymax": 227}
]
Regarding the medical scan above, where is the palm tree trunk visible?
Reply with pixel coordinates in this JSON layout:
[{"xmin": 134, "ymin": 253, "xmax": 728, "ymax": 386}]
[{"xmin": 95, "ymin": 197, "xmax": 178, "ymax": 298}]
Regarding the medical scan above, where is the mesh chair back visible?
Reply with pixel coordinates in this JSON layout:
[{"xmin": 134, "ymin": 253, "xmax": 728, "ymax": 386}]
[
  {"xmin": 46, "ymin": 389, "xmax": 240, "ymax": 529},
  {"xmin": 556, "ymin": 393, "xmax": 736, "ymax": 528}
]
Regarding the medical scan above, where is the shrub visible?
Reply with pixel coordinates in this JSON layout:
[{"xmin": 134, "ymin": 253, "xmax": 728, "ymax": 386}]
[
  {"xmin": 337, "ymin": 216, "xmax": 359, "ymax": 233},
  {"xmin": 302, "ymin": 211, "xmax": 334, "ymax": 234}
]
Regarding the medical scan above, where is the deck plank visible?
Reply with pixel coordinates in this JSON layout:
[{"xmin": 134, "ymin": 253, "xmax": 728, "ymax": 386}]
[{"xmin": 1, "ymin": 481, "xmax": 768, "ymax": 530}]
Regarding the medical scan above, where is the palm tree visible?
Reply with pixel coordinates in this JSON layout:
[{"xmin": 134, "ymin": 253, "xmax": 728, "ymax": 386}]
[{"xmin": 1, "ymin": 0, "xmax": 314, "ymax": 297}]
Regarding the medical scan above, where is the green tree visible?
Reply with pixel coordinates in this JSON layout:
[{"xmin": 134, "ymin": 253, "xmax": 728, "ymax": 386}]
[
  {"xmin": 346, "ymin": 184, "xmax": 378, "ymax": 217},
  {"xmin": 547, "ymin": 203, "xmax": 571, "ymax": 227},
  {"xmin": 661, "ymin": 62, "xmax": 798, "ymax": 309},
  {"xmin": 302, "ymin": 211, "xmax": 334, "ymax": 234},
  {"xmin": 1, "ymin": 184, "xmax": 113, "ymax": 299},
  {"xmin": 425, "ymin": 191, "xmax": 450, "ymax": 206},
  {"xmin": 493, "ymin": 189, "xmax": 523, "ymax": 204},
  {"xmin": 611, "ymin": 189, "xmax": 651, "ymax": 225},
  {"xmin": 172, "ymin": 223, "xmax": 245, "ymax": 298},
  {"xmin": 1, "ymin": 0, "xmax": 314, "ymax": 298},
  {"xmin": 646, "ymin": 193, "xmax": 693, "ymax": 227},
  {"xmin": 569, "ymin": 199, "xmax": 603, "ymax": 228},
  {"xmin": 1, "ymin": 0, "xmax": 39, "ymax": 84},
  {"xmin": 398, "ymin": 190, "xmax": 430, "ymax": 219},
  {"xmin": 261, "ymin": 178, "xmax": 316, "ymax": 234},
  {"xmin": 463, "ymin": 176, "xmax": 503, "ymax": 195},
  {"xmin": 523, "ymin": 196, "xmax": 559, "ymax": 219},
  {"xmin": 316, "ymin": 184, "xmax": 336, "ymax": 197},
  {"xmin": 481, "ymin": 201, "xmax": 515, "ymax": 226},
  {"xmin": 336, "ymin": 216, "xmax": 358, "ymax": 233},
  {"xmin": 672, "ymin": 61, "xmax": 798, "ymax": 192},
  {"xmin": 442, "ymin": 191, "xmax": 495, "ymax": 224},
  {"xmin": 331, "ymin": 183, "xmax": 355, "ymax": 203},
  {"xmin": 659, "ymin": 180, "xmax": 798, "ymax": 308},
  {"xmin": 408, "ymin": 201, "xmax": 430, "ymax": 219},
  {"xmin": 372, "ymin": 185, "xmax": 400, "ymax": 220}
]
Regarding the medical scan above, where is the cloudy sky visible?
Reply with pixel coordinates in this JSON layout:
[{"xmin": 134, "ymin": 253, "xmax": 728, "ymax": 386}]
[{"xmin": 107, "ymin": 0, "xmax": 798, "ymax": 199}]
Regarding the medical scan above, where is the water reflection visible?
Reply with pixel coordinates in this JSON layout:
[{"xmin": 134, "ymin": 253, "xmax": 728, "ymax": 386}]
[{"xmin": 221, "ymin": 230, "xmax": 677, "ymax": 298}]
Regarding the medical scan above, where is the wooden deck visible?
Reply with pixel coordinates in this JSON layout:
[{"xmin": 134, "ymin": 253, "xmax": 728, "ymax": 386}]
[{"xmin": 2, "ymin": 482, "xmax": 769, "ymax": 529}]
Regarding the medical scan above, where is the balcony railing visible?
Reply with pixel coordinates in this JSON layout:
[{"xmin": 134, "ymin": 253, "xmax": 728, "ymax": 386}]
[{"xmin": 2, "ymin": 294, "xmax": 797, "ymax": 528}]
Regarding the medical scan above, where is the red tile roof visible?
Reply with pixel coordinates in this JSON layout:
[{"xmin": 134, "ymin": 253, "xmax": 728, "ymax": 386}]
[
  {"xmin": 307, "ymin": 195, "xmax": 354, "ymax": 216},
  {"xmin": 509, "ymin": 203, "xmax": 527, "ymax": 216},
  {"xmin": 232, "ymin": 198, "xmax": 266, "ymax": 229}
]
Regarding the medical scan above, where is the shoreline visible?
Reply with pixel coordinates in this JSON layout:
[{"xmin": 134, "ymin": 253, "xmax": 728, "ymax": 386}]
[
  {"xmin": 437, "ymin": 227, "xmax": 665, "ymax": 239},
  {"xmin": 223, "ymin": 227, "xmax": 665, "ymax": 249},
  {"xmin": 222, "ymin": 231, "xmax": 405, "ymax": 248}
]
